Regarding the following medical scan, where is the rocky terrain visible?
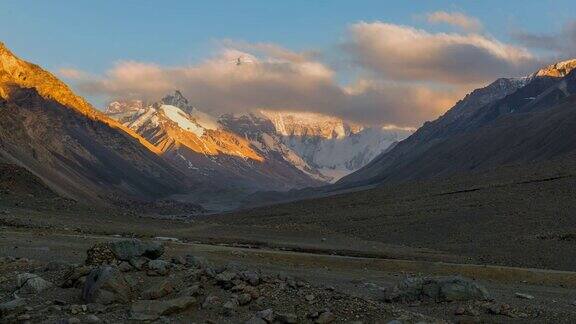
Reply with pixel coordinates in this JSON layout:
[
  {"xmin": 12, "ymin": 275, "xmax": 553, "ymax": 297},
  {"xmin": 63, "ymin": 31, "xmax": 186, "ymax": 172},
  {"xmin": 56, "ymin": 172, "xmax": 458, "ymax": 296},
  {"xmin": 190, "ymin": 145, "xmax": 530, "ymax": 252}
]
[
  {"xmin": 2, "ymin": 234, "xmax": 575, "ymax": 324},
  {"xmin": 2, "ymin": 155, "xmax": 576, "ymax": 323},
  {"xmin": 0, "ymin": 239, "xmax": 436, "ymax": 323}
]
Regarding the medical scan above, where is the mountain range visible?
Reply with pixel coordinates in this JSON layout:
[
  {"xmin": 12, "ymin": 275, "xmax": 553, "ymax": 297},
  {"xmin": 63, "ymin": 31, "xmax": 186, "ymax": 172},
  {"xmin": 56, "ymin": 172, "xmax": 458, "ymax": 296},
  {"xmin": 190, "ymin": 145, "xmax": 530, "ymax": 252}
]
[
  {"xmin": 103, "ymin": 91, "xmax": 411, "ymax": 209},
  {"xmin": 237, "ymin": 58, "xmax": 576, "ymax": 208},
  {"xmin": 0, "ymin": 43, "xmax": 412, "ymax": 210},
  {"xmin": 3, "ymin": 40, "xmax": 576, "ymax": 214},
  {"xmin": 338, "ymin": 59, "xmax": 576, "ymax": 188}
]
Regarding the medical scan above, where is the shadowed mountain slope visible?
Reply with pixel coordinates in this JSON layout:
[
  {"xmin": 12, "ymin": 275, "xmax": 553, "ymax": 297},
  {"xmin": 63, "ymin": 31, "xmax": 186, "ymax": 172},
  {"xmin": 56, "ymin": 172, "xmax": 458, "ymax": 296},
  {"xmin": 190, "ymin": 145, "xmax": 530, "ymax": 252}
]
[
  {"xmin": 0, "ymin": 42, "xmax": 189, "ymax": 204},
  {"xmin": 338, "ymin": 60, "xmax": 576, "ymax": 188}
]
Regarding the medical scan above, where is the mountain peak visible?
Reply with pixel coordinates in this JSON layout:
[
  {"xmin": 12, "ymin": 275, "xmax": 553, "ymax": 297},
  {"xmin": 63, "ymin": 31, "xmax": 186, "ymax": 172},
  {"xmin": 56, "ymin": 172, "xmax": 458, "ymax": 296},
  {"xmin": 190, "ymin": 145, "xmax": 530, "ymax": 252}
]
[
  {"xmin": 0, "ymin": 42, "xmax": 96, "ymax": 117},
  {"xmin": 259, "ymin": 110, "xmax": 362, "ymax": 139},
  {"xmin": 535, "ymin": 59, "xmax": 576, "ymax": 78},
  {"xmin": 0, "ymin": 41, "xmax": 12, "ymax": 55},
  {"xmin": 161, "ymin": 90, "xmax": 191, "ymax": 111}
]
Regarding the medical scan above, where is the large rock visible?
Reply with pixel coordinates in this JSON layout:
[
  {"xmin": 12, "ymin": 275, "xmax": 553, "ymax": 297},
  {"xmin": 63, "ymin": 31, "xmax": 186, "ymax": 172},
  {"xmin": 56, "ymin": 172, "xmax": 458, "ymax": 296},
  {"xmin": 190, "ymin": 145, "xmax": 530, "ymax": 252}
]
[
  {"xmin": 15, "ymin": 272, "xmax": 53, "ymax": 294},
  {"xmin": 61, "ymin": 265, "xmax": 93, "ymax": 288},
  {"xmin": 239, "ymin": 270, "xmax": 261, "ymax": 286},
  {"xmin": 85, "ymin": 243, "xmax": 116, "ymax": 265},
  {"xmin": 82, "ymin": 266, "xmax": 132, "ymax": 304},
  {"xmin": 141, "ymin": 279, "xmax": 174, "ymax": 300},
  {"xmin": 385, "ymin": 276, "xmax": 491, "ymax": 303},
  {"xmin": 147, "ymin": 259, "xmax": 170, "ymax": 276},
  {"xmin": 216, "ymin": 270, "xmax": 237, "ymax": 289},
  {"xmin": 86, "ymin": 239, "xmax": 164, "ymax": 265},
  {"xmin": 110, "ymin": 239, "xmax": 164, "ymax": 261},
  {"xmin": 129, "ymin": 296, "xmax": 196, "ymax": 321}
]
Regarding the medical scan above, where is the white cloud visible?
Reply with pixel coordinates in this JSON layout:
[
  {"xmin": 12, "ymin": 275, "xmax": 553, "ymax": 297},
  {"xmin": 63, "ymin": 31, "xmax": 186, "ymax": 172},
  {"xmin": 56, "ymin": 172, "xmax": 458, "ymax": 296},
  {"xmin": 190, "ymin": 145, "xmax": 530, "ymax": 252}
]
[
  {"xmin": 426, "ymin": 11, "xmax": 482, "ymax": 31},
  {"xmin": 57, "ymin": 68, "xmax": 88, "ymax": 80},
  {"xmin": 76, "ymin": 46, "xmax": 463, "ymax": 127},
  {"xmin": 345, "ymin": 22, "xmax": 540, "ymax": 84},
  {"xmin": 71, "ymin": 19, "xmax": 549, "ymax": 127}
]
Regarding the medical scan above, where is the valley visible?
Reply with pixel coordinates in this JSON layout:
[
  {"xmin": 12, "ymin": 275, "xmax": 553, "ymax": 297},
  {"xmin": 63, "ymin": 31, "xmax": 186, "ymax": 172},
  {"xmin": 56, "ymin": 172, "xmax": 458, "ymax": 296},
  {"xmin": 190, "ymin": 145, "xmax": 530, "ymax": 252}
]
[
  {"xmin": 2, "ymin": 164, "xmax": 576, "ymax": 322},
  {"xmin": 2, "ymin": 3, "xmax": 576, "ymax": 322}
]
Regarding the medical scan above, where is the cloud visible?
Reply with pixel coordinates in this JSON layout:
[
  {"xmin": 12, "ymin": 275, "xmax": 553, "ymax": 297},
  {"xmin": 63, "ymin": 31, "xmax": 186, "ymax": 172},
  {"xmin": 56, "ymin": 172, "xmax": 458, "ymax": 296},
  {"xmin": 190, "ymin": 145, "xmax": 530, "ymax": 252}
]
[
  {"xmin": 512, "ymin": 21, "xmax": 576, "ymax": 59},
  {"xmin": 345, "ymin": 22, "xmax": 540, "ymax": 84},
  {"xmin": 71, "ymin": 19, "xmax": 551, "ymax": 128},
  {"xmin": 426, "ymin": 11, "xmax": 482, "ymax": 31},
  {"xmin": 75, "ymin": 45, "xmax": 463, "ymax": 127},
  {"xmin": 57, "ymin": 68, "xmax": 88, "ymax": 80},
  {"xmin": 341, "ymin": 79, "xmax": 466, "ymax": 126}
]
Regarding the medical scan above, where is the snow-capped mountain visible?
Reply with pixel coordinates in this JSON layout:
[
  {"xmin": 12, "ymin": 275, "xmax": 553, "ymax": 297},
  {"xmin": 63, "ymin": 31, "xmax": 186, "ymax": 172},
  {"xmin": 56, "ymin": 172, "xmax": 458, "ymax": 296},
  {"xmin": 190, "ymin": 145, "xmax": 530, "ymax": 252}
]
[
  {"xmin": 259, "ymin": 110, "xmax": 362, "ymax": 139},
  {"xmin": 218, "ymin": 113, "xmax": 329, "ymax": 182},
  {"xmin": 257, "ymin": 110, "xmax": 413, "ymax": 181},
  {"xmin": 106, "ymin": 91, "xmax": 413, "ymax": 196},
  {"xmin": 534, "ymin": 58, "xmax": 576, "ymax": 78},
  {"xmin": 105, "ymin": 92, "xmax": 325, "ymax": 208}
]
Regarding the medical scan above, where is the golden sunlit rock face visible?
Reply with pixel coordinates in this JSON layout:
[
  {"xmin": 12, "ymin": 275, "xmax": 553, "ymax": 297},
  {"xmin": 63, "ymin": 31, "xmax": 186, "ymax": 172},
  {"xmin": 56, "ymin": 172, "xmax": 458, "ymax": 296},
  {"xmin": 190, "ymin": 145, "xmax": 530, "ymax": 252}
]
[
  {"xmin": 0, "ymin": 42, "xmax": 189, "ymax": 203},
  {"xmin": 535, "ymin": 59, "xmax": 576, "ymax": 78},
  {"xmin": 259, "ymin": 110, "xmax": 363, "ymax": 139},
  {"xmin": 155, "ymin": 121, "xmax": 264, "ymax": 162},
  {"xmin": 0, "ymin": 42, "xmax": 161, "ymax": 155}
]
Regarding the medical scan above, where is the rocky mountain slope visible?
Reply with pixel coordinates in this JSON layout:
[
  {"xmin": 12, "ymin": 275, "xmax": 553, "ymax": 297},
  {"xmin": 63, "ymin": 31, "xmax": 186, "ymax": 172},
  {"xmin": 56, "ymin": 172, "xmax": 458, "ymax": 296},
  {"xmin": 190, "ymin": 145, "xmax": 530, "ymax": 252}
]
[
  {"xmin": 0, "ymin": 42, "xmax": 189, "ymax": 205},
  {"xmin": 107, "ymin": 94, "xmax": 411, "ymax": 186},
  {"xmin": 338, "ymin": 59, "xmax": 576, "ymax": 188},
  {"xmin": 106, "ymin": 92, "xmax": 325, "ymax": 204}
]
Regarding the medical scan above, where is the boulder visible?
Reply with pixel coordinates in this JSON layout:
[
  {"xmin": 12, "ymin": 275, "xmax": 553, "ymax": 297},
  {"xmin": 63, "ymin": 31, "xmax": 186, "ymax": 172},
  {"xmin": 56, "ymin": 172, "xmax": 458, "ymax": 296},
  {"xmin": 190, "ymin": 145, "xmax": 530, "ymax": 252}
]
[
  {"xmin": 128, "ymin": 257, "xmax": 149, "ymax": 270},
  {"xmin": 239, "ymin": 271, "xmax": 261, "ymax": 286},
  {"xmin": 147, "ymin": 259, "xmax": 170, "ymax": 276},
  {"xmin": 83, "ymin": 314, "xmax": 101, "ymax": 323},
  {"xmin": 16, "ymin": 272, "xmax": 53, "ymax": 294},
  {"xmin": 109, "ymin": 239, "xmax": 164, "ymax": 261},
  {"xmin": 179, "ymin": 284, "xmax": 202, "ymax": 297},
  {"xmin": 141, "ymin": 279, "xmax": 174, "ymax": 300},
  {"xmin": 216, "ymin": 270, "xmax": 237, "ymax": 289},
  {"xmin": 117, "ymin": 261, "xmax": 133, "ymax": 272},
  {"xmin": 82, "ymin": 266, "xmax": 132, "ymax": 304},
  {"xmin": 256, "ymin": 308, "xmax": 275, "ymax": 322},
  {"xmin": 385, "ymin": 276, "xmax": 490, "ymax": 303},
  {"xmin": 86, "ymin": 239, "xmax": 163, "ymax": 265},
  {"xmin": 171, "ymin": 255, "xmax": 186, "ymax": 265},
  {"xmin": 515, "ymin": 292, "xmax": 535, "ymax": 300},
  {"xmin": 61, "ymin": 265, "xmax": 93, "ymax": 288},
  {"xmin": 85, "ymin": 243, "xmax": 116, "ymax": 265},
  {"xmin": 129, "ymin": 296, "xmax": 196, "ymax": 321}
]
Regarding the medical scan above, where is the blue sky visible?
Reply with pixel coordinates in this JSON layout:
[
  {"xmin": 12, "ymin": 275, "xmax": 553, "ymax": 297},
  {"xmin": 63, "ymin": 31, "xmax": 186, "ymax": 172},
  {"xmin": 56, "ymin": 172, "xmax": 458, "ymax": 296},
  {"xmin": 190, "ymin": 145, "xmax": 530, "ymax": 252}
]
[
  {"xmin": 1, "ymin": 1, "xmax": 575, "ymax": 126},
  {"xmin": 1, "ymin": 1, "xmax": 573, "ymax": 73}
]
